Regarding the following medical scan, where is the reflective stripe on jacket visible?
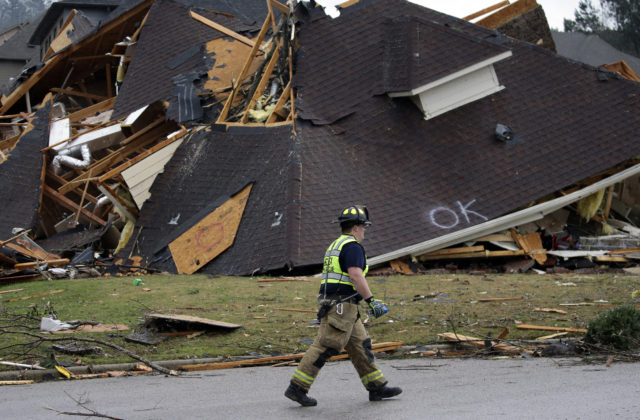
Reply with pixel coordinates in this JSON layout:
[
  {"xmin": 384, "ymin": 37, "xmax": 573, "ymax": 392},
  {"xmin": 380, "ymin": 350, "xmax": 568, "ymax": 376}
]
[{"xmin": 321, "ymin": 234, "xmax": 368, "ymax": 291}]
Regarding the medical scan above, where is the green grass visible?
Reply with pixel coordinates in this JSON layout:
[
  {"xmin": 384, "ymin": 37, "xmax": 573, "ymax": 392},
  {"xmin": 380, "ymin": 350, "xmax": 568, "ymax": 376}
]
[{"xmin": 1, "ymin": 272, "xmax": 639, "ymax": 369}]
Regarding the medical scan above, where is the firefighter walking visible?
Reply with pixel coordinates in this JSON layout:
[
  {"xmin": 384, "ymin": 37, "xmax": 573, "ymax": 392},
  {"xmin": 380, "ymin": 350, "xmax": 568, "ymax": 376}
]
[{"xmin": 285, "ymin": 205, "xmax": 402, "ymax": 406}]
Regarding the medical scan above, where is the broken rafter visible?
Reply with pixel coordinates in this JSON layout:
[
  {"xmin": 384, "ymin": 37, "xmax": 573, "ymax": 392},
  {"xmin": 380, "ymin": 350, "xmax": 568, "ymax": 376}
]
[
  {"xmin": 14, "ymin": 259, "xmax": 70, "ymax": 270},
  {"xmin": 57, "ymin": 120, "xmax": 168, "ymax": 194},
  {"xmin": 241, "ymin": 42, "xmax": 281, "ymax": 123},
  {"xmin": 190, "ymin": 10, "xmax": 256, "ymax": 48},
  {"xmin": 475, "ymin": 0, "xmax": 538, "ymax": 29},
  {"xmin": 43, "ymin": 185, "xmax": 107, "ymax": 226},
  {"xmin": 98, "ymin": 126, "xmax": 187, "ymax": 183},
  {"xmin": 463, "ymin": 0, "xmax": 510, "ymax": 21},
  {"xmin": 217, "ymin": 9, "xmax": 273, "ymax": 122},
  {"xmin": 50, "ymin": 88, "xmax": 109, "ymax": 102}
]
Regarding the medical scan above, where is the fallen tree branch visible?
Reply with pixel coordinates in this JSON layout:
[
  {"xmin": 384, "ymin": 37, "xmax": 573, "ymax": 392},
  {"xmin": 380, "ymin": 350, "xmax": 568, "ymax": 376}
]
[{"xmin": 1, "ymin": 329, "xmax": 178, "ymax": 376}]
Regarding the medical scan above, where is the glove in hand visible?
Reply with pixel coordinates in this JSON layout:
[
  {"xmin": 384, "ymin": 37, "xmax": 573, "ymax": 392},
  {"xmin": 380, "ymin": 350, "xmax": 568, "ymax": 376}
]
[{"xmin": 367, "ymin": 298, "xmax": 388, "ymax": 318}]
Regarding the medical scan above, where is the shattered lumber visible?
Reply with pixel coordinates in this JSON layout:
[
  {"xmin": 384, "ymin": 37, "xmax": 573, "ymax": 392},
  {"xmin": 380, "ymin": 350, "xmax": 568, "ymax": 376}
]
[
  {"xmin": 179, "ymin": 342, "xmax": 403, "ymax": 372},
  {"xmin": 516, "ymin": 324, "xmax": 587, "ymax": 333},
  {"xmin": 438, "ymin": 332, "xmax": 531, "ymax": 355}
]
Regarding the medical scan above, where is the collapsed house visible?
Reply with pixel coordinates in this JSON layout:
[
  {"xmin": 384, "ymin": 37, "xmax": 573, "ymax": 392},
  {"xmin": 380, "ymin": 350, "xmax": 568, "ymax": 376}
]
[{"xmin": 0, "ymin": 0, "xmax": 639, "ymax": 280}]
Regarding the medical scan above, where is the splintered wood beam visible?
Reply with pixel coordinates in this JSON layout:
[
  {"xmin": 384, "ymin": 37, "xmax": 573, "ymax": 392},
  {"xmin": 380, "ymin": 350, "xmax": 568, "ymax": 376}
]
[
  {"xmin": 269, "ymin": 0, "xmax": 289, "ymax": 13},
  {"xmin": 516, "ymin": 324, "xmax": 587, "ymax": 333},
  {"xmin": 180, "ymin": 342, "xmax": 402, "ymax": 371},
  {"xmin": 43, "ymin": 185, "xmax": 107, "ymax": 226},
  {"xmin": 463, "ymin": 0, "xmax": 510, "ymax": 21},
  {"xmin": 66, "ymin": 97, "xmax": 116, "ymax": 123},
  {"xmin": 475, "ymin": 0, "xmax": 538, "ymax": 29},
  {"xmin": 14, "ymin": 259, "xmax": 70, "ymax": 270},
  {"xmin": 421, "ymin": 245, "xmax": 485, "ymax": 256},
  {"xmin": 241, "ymin": 46, "xmax": 280, "ymax": 123},
  {"xmin": 217, "ymin": 9, "xmax": 272, "ymax": 122},
  {"xmin": 46, "ymin": 170, "xmax": 99, "ymax": 203},
  {"xmin": 98, "ymin": 126, "xmax": 187, "ymax": 182},
  {"xmin": 266, "ymin": 80, "xmax": 291, "ymax": 124},
  {"xmin": 0, "ymin": 229, "xmax": 31, "ymax": 247},
  {"xmin": 190, "ymin": 11, "xmax": 255, "ymax": 47},
  {"xmin": 266, "ymin": 0, "xmax": 277, "ymax": 32},
  {"xmin": 96, "ymin": 182, "xmax": 138, "ymax": 222},
  {"xmin": 418, "ymin": 249, "xmax": 526, "ymax": 261},
  {"xmin": 50, "ymin": 88, "xmax": 109, "ymax": 102},
  {"xmin": 57, "ymin": 123, "xmax": 169, "ymax": 194}
]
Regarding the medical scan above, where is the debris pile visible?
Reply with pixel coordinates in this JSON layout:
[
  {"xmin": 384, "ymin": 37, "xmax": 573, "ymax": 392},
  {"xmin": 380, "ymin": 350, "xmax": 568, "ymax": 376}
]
[{"xmin": 1, "ymin": 0, "xmax": 640, "ymax": 279}]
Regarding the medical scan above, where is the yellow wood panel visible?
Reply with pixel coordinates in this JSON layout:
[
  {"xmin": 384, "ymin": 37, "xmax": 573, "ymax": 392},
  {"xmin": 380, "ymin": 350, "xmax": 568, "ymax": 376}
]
[
  {"xmin": 169, "ymin": 183, "xmax": 252, "ymax": 274},
  {"xmin": 204, "ymin": 38, "xmax": 257, "ymax": 96}
]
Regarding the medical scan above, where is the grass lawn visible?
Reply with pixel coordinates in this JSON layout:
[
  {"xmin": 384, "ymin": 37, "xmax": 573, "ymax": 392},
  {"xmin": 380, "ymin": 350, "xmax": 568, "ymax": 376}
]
[{"xmin": 1, "ymin": 271, "xmax": 639, "ymax": 369}]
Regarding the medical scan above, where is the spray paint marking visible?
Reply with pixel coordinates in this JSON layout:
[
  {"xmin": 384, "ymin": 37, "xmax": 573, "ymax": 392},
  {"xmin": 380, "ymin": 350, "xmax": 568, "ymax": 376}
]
[
  {"xmin": 429, "ymin": 199, "xmax": 488, "ymax": 229},
  {"xmin": 195, "ymin": 223, "xmax": 224, "ymax": 251}
]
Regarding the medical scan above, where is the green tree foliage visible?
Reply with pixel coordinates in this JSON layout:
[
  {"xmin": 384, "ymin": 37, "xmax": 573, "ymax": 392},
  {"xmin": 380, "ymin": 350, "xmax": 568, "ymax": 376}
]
[
  {"xmin": 602, "ymin": 0, "xmax": 640, "ymax": 54},
  {"xmin": 565, "ymin": 0, "xmax": 640, "ymax": 55},
  {"xmin": 585, "ymin": 306, "xmax": 640, "ymax": 351},
  {"xmin": 564, "ymin": 0, "xmax": 607, "ymax": 32}
]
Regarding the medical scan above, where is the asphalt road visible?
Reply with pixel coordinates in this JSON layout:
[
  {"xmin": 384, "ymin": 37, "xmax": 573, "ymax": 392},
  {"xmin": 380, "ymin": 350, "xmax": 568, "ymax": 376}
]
[{"xmin": 1, "ymin": 357, "xmax": 639, "ymax": 419}]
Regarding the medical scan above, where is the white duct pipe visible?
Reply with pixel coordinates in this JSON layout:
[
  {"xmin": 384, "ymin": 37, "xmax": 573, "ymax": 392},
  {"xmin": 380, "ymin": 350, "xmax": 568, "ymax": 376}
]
[
  {"xmin": 93, "ymin": 196, "xmax": 111, "ymax": 216},
  {"xmin": 52, "ymin": 144, "xmax": 92, "ymax": 174}
]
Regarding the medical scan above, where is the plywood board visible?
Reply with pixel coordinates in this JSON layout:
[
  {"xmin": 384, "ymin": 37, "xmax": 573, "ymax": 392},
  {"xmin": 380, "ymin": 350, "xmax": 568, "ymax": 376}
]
[
  {"xmin": 169, "ymin": 183, "xmax": 252, "ymax": 274},
  {"xmin": 147, "ymin": 313, "xmax": 241, "ymax": 329},
  {"xmin": 204, "ymin": 38, "xmax": 258, "ymax": 97}
]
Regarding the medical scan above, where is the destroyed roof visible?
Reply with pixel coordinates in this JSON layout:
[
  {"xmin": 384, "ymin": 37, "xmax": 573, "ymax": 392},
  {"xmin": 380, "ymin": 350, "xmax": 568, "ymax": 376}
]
[
  {"xmin": 0, "ymin": 17, "xmax": 42, "ymax": 62},
  {"xmin": 28, "ymin": 0, "xmax": 124, "ymax": 45},
  {"xmin": 124, "ymin": 0, "xmax": 640, "ymax": 275},
  {"xmin": 552, "ymin": 30, "xmax": 640, "ymax": 75},
  {"xmin": 382, "ymin": 15, "xmax": 510, "ymax": 94},
  {"xmin": 112, "ymin": 0, "xmax": 268, "ymax": 119},
  {"xmin": 0, "ymin": 105, "xmax": 50, "ymax": 238}
]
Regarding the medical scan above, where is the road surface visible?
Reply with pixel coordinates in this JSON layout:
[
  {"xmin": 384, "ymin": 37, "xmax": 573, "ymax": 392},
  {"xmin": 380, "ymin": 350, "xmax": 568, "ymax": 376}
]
[{"xmin": 1, "ymin": 357, "xmax": 638, "ymax": 419}]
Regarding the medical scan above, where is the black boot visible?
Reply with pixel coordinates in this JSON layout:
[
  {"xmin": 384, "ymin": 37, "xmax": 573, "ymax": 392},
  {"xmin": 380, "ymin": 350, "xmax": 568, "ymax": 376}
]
[
  {"xmin": 285, "ymin": 382, "xmax": 317, "ymax": 407},
  {"xmin": 369, "ymin": 383, "xmax": 402, "ymax": 401}
]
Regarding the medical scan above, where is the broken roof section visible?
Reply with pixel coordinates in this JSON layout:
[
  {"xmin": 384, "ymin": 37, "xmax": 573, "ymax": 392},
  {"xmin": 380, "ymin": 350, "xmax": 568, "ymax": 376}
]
[{"xmin": 1, "ymin": 0, "xmax": 640, "ymax": 278}]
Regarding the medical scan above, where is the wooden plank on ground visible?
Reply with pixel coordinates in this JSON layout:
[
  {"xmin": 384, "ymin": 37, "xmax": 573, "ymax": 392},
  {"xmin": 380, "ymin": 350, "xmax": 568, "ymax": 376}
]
[
  {"xmin": 147, "ymin": 313, "xmax": 241, "ymax": 329},
  {"xmin": 7, "ymin": 289, "xmax": 65, "ymax": 302},
  {"xmin": 534, "ymin": 307, "xmax": 568, "ymax": 314},
  {"xmin": 478, "ymin": 297, "xmax": 523, "ymax": 302},
  {"xmin": 0, "ymin": 288, "xmax": 24, "ymax": 295},
  {"xmin": 257, "ymin": 277, "xmax": 314, "ymax": 282},
  {"xmin": 516, "ymin": 324, "xmax": 587, "ymax": 333},
  {"xmin": 180, "ymin": 342, "xmax": 403, "ymax": 371},
  {"xmin": 438, "ymin": 332, "xmax": 528, "ymax": 355},
  {"xmin": 0, "ymin": 380, "xmax": 34, "ymax": 386},
  {"xmin": 51, "ymin": 323, "xmax": 129, "ymax": 333},
  {"xmin": 169, "ymin": 183, "xmax": 253, "ymax": 274},
  {"xmin": 475, "ymin": 0, "xmax": 538, "ymax": 29}
]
